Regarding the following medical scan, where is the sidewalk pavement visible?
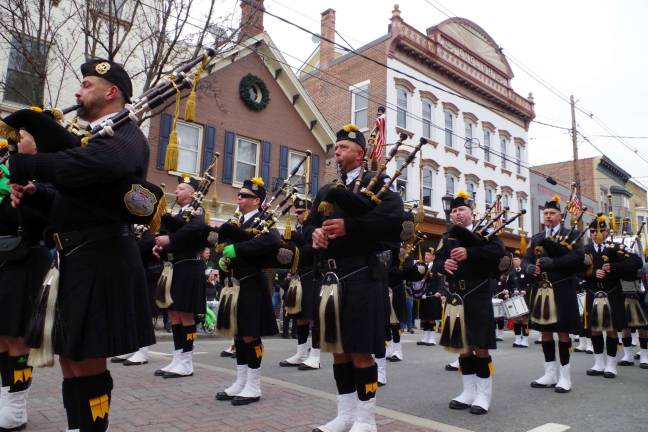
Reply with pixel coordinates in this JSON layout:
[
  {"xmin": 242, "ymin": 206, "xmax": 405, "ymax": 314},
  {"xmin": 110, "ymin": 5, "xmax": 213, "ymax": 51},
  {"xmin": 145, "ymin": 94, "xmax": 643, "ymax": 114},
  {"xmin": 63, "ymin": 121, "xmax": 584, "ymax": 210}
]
[{"xmin": 25, "ymin": 351, "xmax": 461, "ymax": 432}]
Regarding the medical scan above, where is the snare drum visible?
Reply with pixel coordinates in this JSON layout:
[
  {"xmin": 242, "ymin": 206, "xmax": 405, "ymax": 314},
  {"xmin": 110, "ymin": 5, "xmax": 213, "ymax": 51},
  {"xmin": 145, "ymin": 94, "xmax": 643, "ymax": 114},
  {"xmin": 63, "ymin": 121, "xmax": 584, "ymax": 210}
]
[
  {"xmin": 492, "ymin": 298, "xmax": 505, "ymax": 319},
  {"xmin": 503, "ymin": 295, "xmax": 529, "ymax": 319},
  {"xmin": 577, "ymin": 292, "xmax": 586, "ymax": 316},
  {"xmin": 621, "ymin": 280, "xmax": 644, "ymax": 296}
]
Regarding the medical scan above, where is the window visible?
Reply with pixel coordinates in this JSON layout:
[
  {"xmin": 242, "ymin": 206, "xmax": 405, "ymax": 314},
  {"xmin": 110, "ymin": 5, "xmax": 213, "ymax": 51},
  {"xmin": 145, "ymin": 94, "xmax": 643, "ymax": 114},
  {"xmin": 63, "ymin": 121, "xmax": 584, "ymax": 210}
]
[
  {"xmin": 234, "ymin": 137, "xmax": 259, "ymax": 184},
  {"xmin": 500, "ymin": 138, "xmax": 508, "ymax": 168},
  {"xmin": 422, "ymin": 99, "xmax": 433, "ymax": 138},
  {"xmin": 483, "ymin": 130, "xmax": 491, "ymax": 162},
  {"xmin": 175, "ymin": 121, "xmax": 202, "ymax": 175},
  {"xmin": 515, "ymin": 145, "xmax": 522, "ymax": 174},
  {"xmin": 396, "ymin": 86, "xmax": 408, "ymax": 129},
  {"xmin": 395, "ymin": 156, "xmax": 408, "ymax": 199},
  {"xmin": 485, "ymin": 188, "xmax": 494, "ymax": 205},
  {"xmin": 288, "ymin": 150, "xmax": 310, "ymax": 194},
  {"xmin": 600, "ymin": 188, "xmax": 608, "ymax": 212},
  {"xmin": 502, "ymin": 193, "xmax": 510, "ymax": 209},
  {"xmin": 422, "ymin": 167, "xmax": 433, "ymax": 207},
  {"xmin": 622, "ymin": 195, "xmax": 630, "ymax": 208},
  {"xmin": 351, "ymin": 84, "xmax": 369, "ymax": 130},
  {"xmin": 467, "ymin": 182, "xmax": 476, "ymax": 201},
  {"xmin": 465, "ymin": 121, "xmax": 474, "ymax": 154},
  {"xmin": 445, "ymin": 175, "xmax": 455, "ymax": 196},
  {"xmin": 444, "ymin": 111, "xmax": 454, "ymax": 147},
  {"xmin": 94, "ymin": 0, "xmax": 127, "ymax": 17},
  {"xmin": 518, "ymin": 198, "xmax": 526, "ymax": 229},
  {"xmin": 4, "ymin": 35, "xmax": 49, "ymax": 105}
]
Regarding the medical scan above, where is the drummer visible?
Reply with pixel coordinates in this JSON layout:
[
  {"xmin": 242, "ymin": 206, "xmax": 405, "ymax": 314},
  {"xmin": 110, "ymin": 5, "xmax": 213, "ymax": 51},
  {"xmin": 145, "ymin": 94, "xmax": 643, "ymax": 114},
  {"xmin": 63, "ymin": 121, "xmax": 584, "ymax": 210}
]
[{"xmin": 504, "ymin": 250, "xmax": 531, "ymax": 347}]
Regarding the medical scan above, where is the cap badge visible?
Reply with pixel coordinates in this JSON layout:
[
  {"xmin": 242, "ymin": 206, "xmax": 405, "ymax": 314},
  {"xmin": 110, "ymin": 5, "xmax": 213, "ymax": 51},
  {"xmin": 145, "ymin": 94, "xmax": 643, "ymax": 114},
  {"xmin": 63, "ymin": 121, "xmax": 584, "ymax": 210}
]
[{"xmin": 95, "ymin": 62, "xmax": 111, "ymax": 75}]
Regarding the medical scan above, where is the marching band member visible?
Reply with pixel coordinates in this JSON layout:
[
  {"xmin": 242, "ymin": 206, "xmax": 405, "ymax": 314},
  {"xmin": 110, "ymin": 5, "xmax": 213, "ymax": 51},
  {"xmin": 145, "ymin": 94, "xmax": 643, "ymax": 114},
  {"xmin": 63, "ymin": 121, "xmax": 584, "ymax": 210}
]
[
  {"xmin": 152, "ymin": 175, "xmax": 207, "ymax": 378},
  {"xmin": 525, "ymin": 196, "xmax": 583, "ymax": 394},
  {"xmin": 280, "ymin": 197, "xmax": 321, "ymax": 370},
  {"xmin": 417, "ymin": 248, "xmax": 444, "ymax": 347},
  {"xmin": 505, "ymin": 250, "xmax": 531, "ymax": 348},
  {"xmin": 435, "ymin": 192, "xmax": 505, "ymax": 415},
  {"xmin": 583, "ymin": 215, "xmax": 641, "ymax": 378},
  {"xmin": 307, "ymin": 125, "xmax": 403, "ymax": 432},
  {"xmin": 9, "ymin": 59, "xmax": 155, "ymax": 431},
  {"xmin": 214, "ymin": 177, "xmax": 279, "ymax": 405}
]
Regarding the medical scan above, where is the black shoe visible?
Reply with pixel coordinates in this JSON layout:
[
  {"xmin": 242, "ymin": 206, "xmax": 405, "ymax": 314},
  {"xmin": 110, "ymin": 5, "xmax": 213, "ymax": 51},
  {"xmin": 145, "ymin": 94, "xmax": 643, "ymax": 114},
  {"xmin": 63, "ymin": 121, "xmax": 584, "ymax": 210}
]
[
  {"xmin": 279, "ymin": 360, "xmax": 300, "ymax": 367},
  {"xmin": 496, "ymin": 337, "xmax": 504, "ymax": 342},
  {"xmin": 574, "ymin": 348, "xmax": 584, "ymax": 352},
  {"xmin": 617, "ymin": 360, "xmax": 634, "ymax": 366},
  {"xmin": 586, "ymin": 369, "xmax": 604, "ymax": 376},
  {"xmin": 231, "ymin": 396, "xmax": 260, "ymax": 405},
  {"xmin": 469, "ymin": 405, "xmax": 488, "ymax": 415},
  {"xmin": 220, "ymin": 350, "xmax": 236, "ymax": 358},
  {"xmin": 298, "ymin": 363, "xmax": 319, "ymax": 371},
  {"xmin": 110, "ymin": 357, "xmax": 127, "ymax": 363},
  {"xmin": 534, "ymin": 340, "xmax": 542, "ymax": 344},
  {"xmin": 154, "ymin": 369, "xmax": 167, "ymax": 376},
  {"xmin": 530, "ymin": 381, "xmax": 556, "ymax": 388},
  {"xmin": 0, "ymin": 421, "xmax": 26, "ymax": 431},
  {"xmin": 215, "ymin": 391, "xmax": 235, "ymax": 401},
  {"xmin": 388, "ymin": 356, "xmax": 402, "ymax": 362},
  {"xmin": 445, "ymin": 364, "xmax": 459, "ymax": 371},
  {"xmin": 123, "ymin": 359, "xmax": 148, "ymax": 366},
  {"xmin": 555, "ymin": 386, "xmax": 571, "ymax": 393},
  {"xmin": 512, "ymin": 343, "xmax": 521, "ymax": 348},
  {"xmin": 586, "ymin": 350, "xmax": 594, "ymax": 354},
  {"xmin": 163, "ymin": 371, "xmax": 193, "ymax": 378},
  {"xmin": 378, "ymin": 381, "xmax": 386, "ymax": 387},
  {"xmin": 416, "ymin": 341, "xmax": 426, "ymax": 346},
  {"xmin": 603, "ymin": 371, "xmax": 616, "ymax": 378},
  {"xmin": 449, "ymin": 399, "xmax": 471, "ymax": 410},
  {"xmin": 640, "ymin": 363, "xmax": 648, "ymax": 369},
  {"xmin": 634, "ymin": 353, "xmax": 641, "ymax": 360}
]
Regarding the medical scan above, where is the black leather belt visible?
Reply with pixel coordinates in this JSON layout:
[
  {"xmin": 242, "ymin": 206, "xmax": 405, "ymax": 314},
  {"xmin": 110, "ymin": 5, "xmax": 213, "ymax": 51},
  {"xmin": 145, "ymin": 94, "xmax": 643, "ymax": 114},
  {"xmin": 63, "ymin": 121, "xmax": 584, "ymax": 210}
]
[
  {"xmin": 319, "ymin": 255, "xmax": 369, "ymax": 273},
  {"xmin": 52, "ymin": 224, "xmax": 131, "ymax": 252}
]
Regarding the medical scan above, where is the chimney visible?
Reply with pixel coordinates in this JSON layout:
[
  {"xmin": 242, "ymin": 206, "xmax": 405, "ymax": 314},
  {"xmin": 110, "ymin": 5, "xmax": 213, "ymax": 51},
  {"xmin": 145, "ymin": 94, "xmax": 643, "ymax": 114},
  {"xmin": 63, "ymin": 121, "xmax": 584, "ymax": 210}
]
[
  {"xmin": 239, "ymin": 0, "xmax": 265, "ymax": 42},
  {"xmin": 320, "ymin": 8, "xmax": 336, "ymax": 70}
]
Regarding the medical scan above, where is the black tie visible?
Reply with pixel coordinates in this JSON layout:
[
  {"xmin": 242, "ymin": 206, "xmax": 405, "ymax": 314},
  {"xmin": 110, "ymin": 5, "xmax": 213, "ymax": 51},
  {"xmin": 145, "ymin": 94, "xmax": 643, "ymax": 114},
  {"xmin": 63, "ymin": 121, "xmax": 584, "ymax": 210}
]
[
  {"xmin": 341, "ymin": 173, "xmax": 348, "ymax": 184},
  {"xmin": 239, "ymin": 215, "xmax": 245, "ymax": 224}
]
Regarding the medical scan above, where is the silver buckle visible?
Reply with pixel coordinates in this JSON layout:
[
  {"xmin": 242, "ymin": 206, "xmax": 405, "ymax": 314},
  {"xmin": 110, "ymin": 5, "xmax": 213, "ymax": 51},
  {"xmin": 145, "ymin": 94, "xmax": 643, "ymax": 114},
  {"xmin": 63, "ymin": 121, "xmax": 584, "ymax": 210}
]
[{"xmin": 327, "ymin": 258, "xmax": 337, "ymax": 270}]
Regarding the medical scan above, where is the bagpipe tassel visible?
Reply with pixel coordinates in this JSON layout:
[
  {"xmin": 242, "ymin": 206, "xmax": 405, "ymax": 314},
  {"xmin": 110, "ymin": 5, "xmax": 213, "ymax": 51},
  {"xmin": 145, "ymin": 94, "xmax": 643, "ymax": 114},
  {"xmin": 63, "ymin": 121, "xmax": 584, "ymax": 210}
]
[{"xmin": 163, "ymin": 127, "xmax": 179, "ymax": 171}]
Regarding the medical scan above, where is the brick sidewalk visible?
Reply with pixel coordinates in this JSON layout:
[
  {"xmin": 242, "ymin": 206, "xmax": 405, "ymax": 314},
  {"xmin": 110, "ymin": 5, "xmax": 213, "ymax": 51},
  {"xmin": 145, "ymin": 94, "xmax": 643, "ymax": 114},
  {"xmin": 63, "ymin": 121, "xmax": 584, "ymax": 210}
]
[{"xmin": 25, "ymin": 355, "xmax": 443, "ymax": 432}]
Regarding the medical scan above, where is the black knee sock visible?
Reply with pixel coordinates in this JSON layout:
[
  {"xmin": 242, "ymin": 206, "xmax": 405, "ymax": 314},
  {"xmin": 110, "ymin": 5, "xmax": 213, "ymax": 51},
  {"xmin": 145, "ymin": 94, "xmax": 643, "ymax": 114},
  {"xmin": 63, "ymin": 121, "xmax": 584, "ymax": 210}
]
[
  {"xmin": 475, "ymin": 356, "xmax": 493, "ymax": 379},
  {"xmin": 391, "ymin": 324, "xmax": 401, "ymax": 343},
  {"xmin": 76, "ymin": 370, "xmax": 113, "ymax": 432},
  {"xmin": 542, "ymin": 340, "xmax": 556, "ymax": 363},
  {"xmin": 8, "ymin": 354, "xmax": 32, "ymax": 392},
  {"xmin": 584, "ymin": 327, "xmax": 591, "ymax": 338},
  {"xmin": 246, "ymin": 339, "xmax": 263, "ymax": 369},
  {"xmin": 420, "ymin": 321, "xmax": 429, "ymax": 331},
  {"xmin": 0, "ymin": 351, "xmax": 9, "ymax": 388},
  {"xmin": 591, "ymin": 334, "xmax": 604, "ymax": 354},
  {"xmin": 622, "ymin": 336, "xmax": 632, "ymax": 348},
  {"xmin": 333, "ymin": 362, "xmax": 355, "ymax": 395},
  {"xmin": 522, "ymin": 325, "xmax": 529, "ymax": 336},
  {"xmin": 171, "ymin": 324, "xmax": 183, "ymax": 351},
  {"xmin": 513, "ymin": 323, "xmax": 522, "ymax": 335},
  {"xmin": 558, "ymin": 341, "xmax": 571, "ymax": 366},
  {"xmin": 458, "ymin": 355, "xmax": 476, "ymax": 375},
  {"xmin": 606, "ymin": 337, "xmax": 618, "ymax": 357},
  {"xmin": 384, "ymin": 326, "xmax": 393, "ymax": 342},
  {"xmin": 183, "ymin": 325, "xmax": 196, "ymax": 352},
  {"xmin": 497, "ymin": 319, "xmax": 505, "ymax": 330},
  {"xmin": 354, "ymin": 364, "xmax": 378, "ymax": 401},
  {"xmin": 297, "ymin": 324, "xmax": 309, "ymax": 345},
  {"xmin": 234, "ymin": 339, "xmax": 248, "ymax": 366},
  {"xmin": 63, "ymin": 377, "xmax": 80, "ymax": 430},
  {"xmin": 640, "ymin": 338, "xmax": 648, "ymax": 349},
  {"xmin": 431, "ymin": 321, "xmax": 437, "ymax": 332},
  {"xmin": 311, "ymin": 325, "xmax": 320, "ymax": 349}
]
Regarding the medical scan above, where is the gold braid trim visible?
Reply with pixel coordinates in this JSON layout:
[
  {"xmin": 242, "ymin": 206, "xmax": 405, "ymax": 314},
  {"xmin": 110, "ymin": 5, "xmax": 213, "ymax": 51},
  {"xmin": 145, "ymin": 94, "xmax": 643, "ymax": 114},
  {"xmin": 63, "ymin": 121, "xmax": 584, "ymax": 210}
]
[{"xmin": 0, "ymin": 120, "xmax": 20, "ymax": 142}]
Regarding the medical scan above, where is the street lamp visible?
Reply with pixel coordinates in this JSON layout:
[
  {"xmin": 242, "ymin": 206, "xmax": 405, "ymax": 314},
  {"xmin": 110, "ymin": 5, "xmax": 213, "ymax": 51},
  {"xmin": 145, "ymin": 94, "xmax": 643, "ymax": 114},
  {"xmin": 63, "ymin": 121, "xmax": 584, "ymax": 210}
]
[{"xmin": 442, "ymin": 194, "xmax": 453, "ymax": 223}]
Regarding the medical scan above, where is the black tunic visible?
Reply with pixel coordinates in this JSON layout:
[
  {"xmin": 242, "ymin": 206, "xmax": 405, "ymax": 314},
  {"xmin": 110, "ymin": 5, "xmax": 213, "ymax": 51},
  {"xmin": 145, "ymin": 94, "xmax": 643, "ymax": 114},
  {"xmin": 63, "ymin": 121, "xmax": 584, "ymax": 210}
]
[
  {"xmin": 302, "ymin": 171, "xmax": 404, "ymax": 354},
  {"xmin": 419, "ymin": 265, "xmax": 445, "ymax": 321},
  {"xmin": 433, "ymin": 228, "xmax": 505, "ymax": 349},
  {"xmin": 582, "ymin": 242, "xmax": 642, "ymax": 331},
  {"xmin": 288, "ymin": 225, "xmax": 317, "ymax": 321},
  {"xmin": 9, "ymin": 119, "xmax": 155, "ymax": 360},
  {"xmin": 522, "ymin": 227, "xmax": 584, "ymax": 334}
]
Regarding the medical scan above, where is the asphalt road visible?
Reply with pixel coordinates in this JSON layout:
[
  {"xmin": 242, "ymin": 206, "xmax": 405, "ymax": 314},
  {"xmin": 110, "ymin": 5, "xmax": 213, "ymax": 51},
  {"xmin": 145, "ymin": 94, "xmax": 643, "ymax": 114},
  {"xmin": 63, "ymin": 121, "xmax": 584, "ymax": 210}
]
[{"xmin": 151, "ymin": 329, "xmax": 648, "ymax": 432}]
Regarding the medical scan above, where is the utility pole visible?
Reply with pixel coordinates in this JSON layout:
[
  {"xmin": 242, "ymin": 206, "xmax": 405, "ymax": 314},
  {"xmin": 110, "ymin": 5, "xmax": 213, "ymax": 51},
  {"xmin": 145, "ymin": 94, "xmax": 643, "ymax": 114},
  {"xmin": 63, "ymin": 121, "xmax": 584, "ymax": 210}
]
[{"xmin": 570, "ymin": 95, "xmax": 583, "ymax": 230}]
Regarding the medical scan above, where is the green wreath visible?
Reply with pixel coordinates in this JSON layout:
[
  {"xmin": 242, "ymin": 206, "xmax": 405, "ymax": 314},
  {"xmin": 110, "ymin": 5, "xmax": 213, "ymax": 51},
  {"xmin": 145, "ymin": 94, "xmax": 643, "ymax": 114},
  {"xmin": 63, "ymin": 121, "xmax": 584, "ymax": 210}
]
[{"xmin": 239, "ymin": 74, "xmax": 270, "ymax": 111}]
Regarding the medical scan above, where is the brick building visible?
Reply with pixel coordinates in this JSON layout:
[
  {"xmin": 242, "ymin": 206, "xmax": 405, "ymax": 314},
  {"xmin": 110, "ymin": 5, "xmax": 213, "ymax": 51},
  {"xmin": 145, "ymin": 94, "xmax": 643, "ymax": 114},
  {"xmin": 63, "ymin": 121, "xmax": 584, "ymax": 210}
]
[
  {"xmin": 147, "ymin": 0, "xmax": 334, "ymax": 223},
  {"xmin": 533, "ymin": 156, "xmax": 648, "ymax": 233},
  {"xmin": 302, "ymin": 5, "xmax": 535, "ymax": 248}
]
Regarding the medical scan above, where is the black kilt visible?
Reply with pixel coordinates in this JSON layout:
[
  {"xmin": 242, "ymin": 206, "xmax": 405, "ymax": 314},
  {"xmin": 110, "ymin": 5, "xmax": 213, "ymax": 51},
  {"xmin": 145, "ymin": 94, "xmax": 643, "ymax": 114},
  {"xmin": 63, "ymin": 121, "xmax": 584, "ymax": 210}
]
[
  {"xmin": 290, "ymin": 269, "xmax": 317, "ymax": 321},
  {"xmin": 419, "ymin": 296, "xmax": 442, "ymax": 321},
  {"xmin": 390, "ymin": 282, "xmax": 407, "ymax": 323},
  {"xmin": 338, "ymin": 267, "xmax": 386, "ymax": 354},
  {"xmin": 530, "ymin": 276, "xmax": 581, "ymax": 334},
  {"xmin": 235, "ymin": 271, "xmax": 278, "ymax": 337},
  {"xmin": 463, "ymin": 282, "xmax": 496, "ymax": 349},
  {"xmin": 55, "ymin": 236, "xmax": 155, "ymax": 360},
  {"xmin": 169, "ymin": 258, "xmax": 206, "ymax": 315},
  {"xmin": 0, "ymin": 246, "xmax": 51, "ymax": 337},
  {"xmin": 585, "ymin": 289, "xmax": 627, "ymax": 331}
]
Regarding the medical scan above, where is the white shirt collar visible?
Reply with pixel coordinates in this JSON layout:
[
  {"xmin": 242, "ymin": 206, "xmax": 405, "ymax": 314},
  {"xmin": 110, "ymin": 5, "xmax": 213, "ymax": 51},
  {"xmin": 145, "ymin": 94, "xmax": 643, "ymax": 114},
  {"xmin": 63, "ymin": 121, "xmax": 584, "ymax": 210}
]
[
  {"xmin": 545, "ymin": 225, "xmax": 558, "ymax": 236},
  {"xmin": 465, "ymin": 224, "xmax": 474, "ymax": 231},
  {"xmin": 343, "ymin": 166, "xmax": 362, "ymax": 185},
  {"xmin": 89, "ymin": 112, "xmax": 119, "ymax": 129},
  {"xmin": 242, "ymin": 209, "xmax": 258, "ymax": 223}
]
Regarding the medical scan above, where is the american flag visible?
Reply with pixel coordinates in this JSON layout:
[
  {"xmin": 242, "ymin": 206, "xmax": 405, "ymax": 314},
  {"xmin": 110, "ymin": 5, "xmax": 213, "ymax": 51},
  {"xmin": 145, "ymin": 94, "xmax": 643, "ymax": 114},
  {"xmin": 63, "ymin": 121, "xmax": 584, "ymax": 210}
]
[
  {"xmin": 369, "ymin": 111, "xmax": 386, "ymax": 162},
  {"xmin": 566, "ymin": 189, "xmax": 583, "ymax": 217},
  {"xmin": 491, "ymin": 196, "xmax": 504, "ymax": 231}
]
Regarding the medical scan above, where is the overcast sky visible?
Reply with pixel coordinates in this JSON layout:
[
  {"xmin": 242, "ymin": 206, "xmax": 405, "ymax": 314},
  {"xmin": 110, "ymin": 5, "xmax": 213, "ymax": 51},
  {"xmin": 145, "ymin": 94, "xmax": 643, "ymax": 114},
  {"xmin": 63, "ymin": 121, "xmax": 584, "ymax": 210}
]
[{"xmin": 215, "ymin": 0, "xmax": 648, "ymax": 188}]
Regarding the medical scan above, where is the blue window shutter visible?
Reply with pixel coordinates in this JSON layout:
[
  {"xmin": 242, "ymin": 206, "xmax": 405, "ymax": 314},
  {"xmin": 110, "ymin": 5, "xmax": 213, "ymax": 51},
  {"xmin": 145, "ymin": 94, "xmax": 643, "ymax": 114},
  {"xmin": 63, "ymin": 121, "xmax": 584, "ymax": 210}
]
[
  {"xmin": 261, "ymin": 140, "xmax": 271, "ymax": 186},
  {"xmin": 279, "ymin": 145, "xmax": 289, "ymax": 181},
  {"xmin": 222, "ymin": 131, "xmax": 235, "ymax": 184},
  {"xmin": 310, "ymin": 154, "xmax": 320, "ymax": 196},
  {"xmin": 202, "ymin": 125, "xmax": 216, "ymax": 172},
  {"xmin": 156, "ymin": 112, "xmax": 173, "ymax": 169}
]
